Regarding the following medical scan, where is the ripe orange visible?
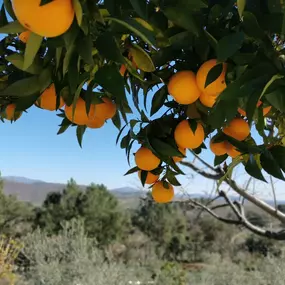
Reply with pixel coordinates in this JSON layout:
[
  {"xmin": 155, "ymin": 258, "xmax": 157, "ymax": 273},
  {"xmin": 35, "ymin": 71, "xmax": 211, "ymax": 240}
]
[
  {"xmin": 210, "ymin": 139, "xmax": 228, "ymax": 156},
  {"xmin": 152, "ymin": 181, "xmax": 174, "ymax": 203},
  {"xmin": 86, "ymin": 116, "xmax": 105, "ymax": 129},
  {"xmin": 35, "ymin": 84, "xmax": 65, "ymax": 111},
  {"xmin": 13, "ymin": 0, "xmax": 74, "ymax": 38},
  {"xmin": 2, "ymin": 104, "xmax": 22, "ymax": 121},
  {"xmin": 199, "ymin": 92, "xmax": 218, "ymax": 108},
  {"xmin": 226, "ymin": 143, "xmax": 241, "ymax": 158},
  {"xmin": 120, "ymin": 65, "xmax": 127, "ymax": 76},
  {"xmin": 19, "ymin": 30, "xmax": 31, "ymax": 43},
  {"xmin": 174, "ymin": 120, "xmax": 205, "ymax": 149},
  {"xmin": 135, "ymin": 147, "xmax": 161, "ymax": 171},
  {"xmin": 65, "ymin": 97, "xmax": 89, "ymax": 126},
  {"xmin": 238, "ymin": 100, "xmax": 272, "ymax": 117},
  {"xmin": 223, "ymin": 118, "xmax": 250, "ymax": 141},
  {"xmin": 173, "ymin": 147, "xmax": 186, "ymax": 163},
  {"xmin": 167, "ymin": 71, "xmax": 201, "ymax": 105},
  {"xmin": 138, "ymin": 171, "xmax": 159, "ymax": 185},
  {"xmin": 196, "ymin": 59, "xmax": 227, "ymax": 96},
  {"xmin": 91, "ymin": 98, "xmax": 116, "ymax": 120}
]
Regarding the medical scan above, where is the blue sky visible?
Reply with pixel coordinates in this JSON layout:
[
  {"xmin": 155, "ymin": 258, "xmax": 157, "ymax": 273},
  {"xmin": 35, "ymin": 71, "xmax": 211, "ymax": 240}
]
[{"xmin": 0, "ymin": 1, "xmax": 284, "ymax": 201}]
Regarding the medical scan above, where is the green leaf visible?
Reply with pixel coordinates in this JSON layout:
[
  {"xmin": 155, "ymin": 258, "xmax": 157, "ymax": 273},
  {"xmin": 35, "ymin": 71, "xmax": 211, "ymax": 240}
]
[
  {"xmin": 3, "ymin": 0, "xmax": 16, "ymax": 20},
  {"xmin": 150, "ymin": 85, "xmax": 168, "ymax": 116},
  {"xmin": 94, "ymin": 64, "xmax": 126, "ymax": 103},
  {"xmin": 72, "ymin": 0, "xmax": 83, "ymax": 26},
  {"xmin": 76, "ymin": 125, "xmax": 86, "ymax": 148},
  {"xmin": 214, "ymin": 154, "xmax": 228, "ymax": 166},
  {"xmin": 6, "ymin": 53, "xmax": 42, "ymax": 75},
  {"xmin": 237, "ymin": 0, "xmax": 246, "ymax": 18},
  {"xmin": 130, "ymin": 0, "xmax": 147, "ymax": 19},
  {"xmin": 245, "ymin": 90, "xmax": 260, "ymax": 124},
  {"xmin": 217, "ymin": 32, "xmax": 244, "ymax": 61},
  {"xmin": 23, "ymin": 32, "xmax": 43, "ymax": 70},
  {"xmin": 75, "ymin": 33, "xmax": 94, "ymax": 65},
  {"xmin": 265, "ymin": 87, "xmax": 285, "ymax": 113},
  {"xmin": 188, "ymin": 119, "xmax": 197, "ymax": 133},
  {"xmin": 112, "ymin": 110, "xmax": 121, "ymax": 130},
  {"xmin": 242, "ymin": 12, "xmax": 264, "ymax": 39},
  {"xmin": 270, "ymin": 146, "xmax": 285, "ymax": 173},
  {"xmin": 124, "ymin": 166, "xmax": 139, "ymax": 176},
  {"xmin": 95, "ymin": 31, "xmax": 124, "ymax": 63},
  {"xmin": 129, "ymin": 44, "xmax": 155, "ymax": 72},
  {"xmin": 150, "ymin": 138, "xmax": 182, "ymax": 157},
  {"xmin": 105, "ymin": 17, "xmax": 156, "ymax": 47},
  {"xmin": 166, "ymin": 172, "xmax": 181, "ymax": 186},
  {"xmin": 0, "ymin": 20, "xmax": 25, "ymax": 34},
  {"xmin": 63, "ymin": 45, "xmax": 75, "ymax": 75},
  {"xmin": 245, "ymin": 154, "xmax": 267, "ymax": 182},
  {"xmin": 120, "ymin": 131, "xmax": 131, "ymax": 149},
  {"xmin": 140, "ymin": 170, "xmax": 148, "ymax": 187},
  {"xmin": 68, "ymin": 52, "xmax": 79, "ymax": 94},
  {"xmin": 260, "ymin": 151, "xmax": 285, "ymax": 181},
  {"xmin": 0, "ymin": 76, "xmax": 41, "ymax": 97},
  {"xmin": 15, "ymin": 93, "xmax": 40, "ymax": 111},
  {"xmin": 0, "ymin": 4, "xmax": 8, "ymax": 28},
  {"xmin": 38, "ymin": 66, "xmax": 52, "ymax": 93},
  {"xmin": 57, "ymin": 118, "xmax": 71, "ymax": 135},
  {"xmin": 205, "ymin": 63, "xmax": 223, "ymax": 89},
  {"xmin": 260, "ymin": 74, "xmax": 284, "ymax": 98},
  {"xmin": 56, "ymin": 47, "xmax": 62, "ymax": 71},
  {"xmin": 116, "ymin": 123, "xmax": 128, "ymax": 145}
]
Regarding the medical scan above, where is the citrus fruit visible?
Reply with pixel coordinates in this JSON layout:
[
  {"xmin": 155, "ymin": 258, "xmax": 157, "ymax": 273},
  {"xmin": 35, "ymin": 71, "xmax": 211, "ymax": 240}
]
[
  {"xmin": 223, "ymin": 118, "xmax": 250, "ymax": 141},
  {"xmin": 13, "ymin": 0, "xmax": 74, "ymax": 38},
  {"xmin": 2, "ymin": 104, "xmax": 22, "ymax": 121},
  {"xmin": 199, "ymin": 92, "xmax": 218, "ymax": 108},
  {"xmin": 65, "ymin": 97, "xmax": 89, "ymax": 126},
  {"xmin": 167, "ymin": 71, "xmax": 201, "ymax": 105},
  {"xmin": 86, "ymin": 116, "xmax": 105, "ymax": 129},
  {"xmin": 91, "ymin": 98, "xmax": 116, "ymax": 120},
  {"xmin": 196, "ymin": 59, "xmax": 227, "ymax": 96},
  {"xmin": 135, "ymin": 147, "xmax": 161, "ymax": 171},
  {"xmin": 19, "ymin": 30, "xmax": 31, "ymax": 43},
  {"xmin": 35, "ymin": 84, "xmax": 65, "ymax": 111},
  {"xmin": 226, "ymin": 143, "xmax": 241, "ymax": 158},
  {"xmin": 238, "ymin": 100, "xmax": 272, "ymax": 117},
  {"xmin": 152, "ymin": 181, "xmax": 174, "ymax": 204},
  {"xmin": 210, "ymin": 139, "xmax": 228, "ymax": 156},
  {"xmin": 174, "ymin": 120, "xmax": 205, "ymax": 149},
  {"xmin": 173, "ymin": 147, "xmax": 186, "ymax": 163},
  {"xmin": 120, "ymin": 65, "xmax": 127, "ymax": 76},
  {"xmin": 138, "ymin": 171, "xmax": 159, "ymax": 185}
]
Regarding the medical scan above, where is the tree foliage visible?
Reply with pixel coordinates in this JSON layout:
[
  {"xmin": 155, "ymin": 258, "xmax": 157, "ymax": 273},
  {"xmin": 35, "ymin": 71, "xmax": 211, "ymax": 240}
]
[{"xmin": 1, "ymin": 0, "xmax": 285, "ymax": 192}]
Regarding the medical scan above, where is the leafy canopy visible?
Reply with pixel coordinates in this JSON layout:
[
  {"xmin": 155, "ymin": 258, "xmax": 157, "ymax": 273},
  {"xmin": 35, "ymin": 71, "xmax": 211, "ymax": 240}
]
[{"xmin": 1, "ymin": 0, "xmax": 285, "ymax": 188}]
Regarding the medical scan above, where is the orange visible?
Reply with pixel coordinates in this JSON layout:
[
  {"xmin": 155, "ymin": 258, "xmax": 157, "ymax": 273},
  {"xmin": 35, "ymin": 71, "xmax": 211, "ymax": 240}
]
[
  {"xmin": 65, "ymin": 97, "xmax": 89, "ymax": 125},
  {"xmin": 120, "ymin": 65, "xmax": 127, "ymax": 76},
  {"xmin": 238, "ymin": 100, "xmax": 272, "ymax": 117},
  {"xmin": 173, "ymin": 147, "xmax": 186, "ymax": 163},
  {"xmin": 13, "ymin": 0, "xmax": 74, "ymax": 38},
  {"xmin": 2, "ymin": 104, "xmax": 22, "ymax": 121},
  {"xmin": 35, "ymin": 84, "xmax": 65, "ymax": 111},
  {"xmin": 210, "ymin": 139, "xmax": 228, "ymax": 156},
  {"xmin": 152, "ymin": 181, "xmax": 174, "ymax": 203},
  {"xmin": 135, "ymin": 147, "xmax": 161, "ymax": 171},
  {"xmin": 167, "ymin": 71, "xmax": 201, "ymax": 105},
  {"xmin": 174, "ymin": 120, "xmax": 205, "ymax": 149},
  {"xmin": 86, "ymin": 116, "xmax": 105, "ymax": 129},
  {"xmin": 138, "ymin": 171, "xmax": 159, "ymax": 185},
  {"xmin": 196, "ymin": 59, "xmax": 227, "ymax": 96},
  {"xmin": 223, "ymin": 118, "xmax": 250, "ymax": 141},
  {"xmin": 19, "ymin": 30, "xmax": 31, "ymax": 43},
  {"xmin": 226, "ymin": 143, "xmax": 241, "ymax": 158},
  {"xmin": 91, "ymin": 98, "xmax": 116, "ymax": 120},
  {"xmin": 199, "ymin": 92, "xmax": 218, "ymax": 108}
]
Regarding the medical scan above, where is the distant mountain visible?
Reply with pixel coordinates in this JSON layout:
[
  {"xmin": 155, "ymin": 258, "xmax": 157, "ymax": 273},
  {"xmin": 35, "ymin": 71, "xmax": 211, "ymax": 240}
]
[{"xmin": 3, "ymin": 176, "xmax": 45, "ymax": 184}]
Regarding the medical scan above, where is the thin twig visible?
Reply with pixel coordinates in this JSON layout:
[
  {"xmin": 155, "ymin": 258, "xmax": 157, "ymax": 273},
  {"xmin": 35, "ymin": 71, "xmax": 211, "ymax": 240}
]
[{"xmin": 270, "ymin": 176, "xmax": 278, "ymax": 211}]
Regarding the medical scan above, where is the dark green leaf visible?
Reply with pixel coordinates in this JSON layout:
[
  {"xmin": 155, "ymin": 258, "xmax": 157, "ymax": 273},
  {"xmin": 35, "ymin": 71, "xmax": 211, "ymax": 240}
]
[
  {"xmin": 0, "ymin": 20, "xmax": 25, "ymax": 34},
  {"xmin": 245, "ymin": 154, "xmax": 267, "ymax": 182},
  {"xmin": 15, "ymin": 93, "xmax": 40, "ymax": 111},
  {"xmin": 72, "ymin": 0, "xmax": 83, "ymax": 26},
  {"xmin": 260, "ymin": 151, "xmax": 285, "ymax": 180},
  {"xmin": 166, "ymin": 172, "xmax": 181, "ymax": 186},
  {"xmin": 40, "ymin": 0, "xmax": 53, "ymax": 5},
  {"xmin": 76, "ymin": 125, "xmax": 87, "ymax": 148},
  {"xmin": 120, "ymin": 131, "xmax": 131, "ymax": 149},
  {"xmin": 214, "ymin": 154, "xmax": 228, "ymax": 166},
  {"xmin": 217, "ymin": 32, "xmax": 244, "ymax": 61},
  {"xmin": 76, "ymin": 33, "xmax": 94, "ymax": 65},
  {"xmin": 140, "ymin": 170, "xmax": 148, "ymax": 187},
  {"xmin": 57, "ymin": 118, "xmax": 71, "ymax": 135},
  {"xmin": 68, "ymin": 52, "xmax": 79, "ymax": 94},
  {"xmin": 140, "ymin": 110, "xmax": 149, "ymax": 122},
  {"xmin": 3, "ymin": 0, "xmax": 16, "ymax": 20},
  {"xmin": 112, "ymin": 110, "xmax": 121, "ymax": 130},
  {"xmin": 63, "ymin": 20, "xmax": 80, "ymax": 47},
  {"xmin": 0, "ymin": 4, "xmax": 8, "ymax": 28},
  {"xmin": 23, "ymin": 32, "xmax": 43, "ymax": 70},
  {"xmin": 150, "ymin": 138, "xmax": 182, "ymax": 157},
  {"xmin": 245, "ymin": 90, "xmax": 260, "ymax": 124},
  {"xmin": 242, "ymin": 12, "xmax": 264, "ymax": 39},
  {"xmin": 130, "ymin": 0, "xmax": 148, "ymax": 19},
  {"xmin": 265, "ymin": 87, "xmax": 285, "ymax": 113},
  {"xmin": 150, "ymin": 85, "xmax": 168, "ymax": 116},
  {"xmin": 127, "ymin": 139, "xmax": 135, "ymax": 166},
  {"xmin": 124, "ymin": 166, "xmax": 139, "ymax": 176},
  {"xmin": 116, "ymin": 123, "xmax": 128, "ymax": 145},
  {"xmin": 270, "ymin": 146, "xmax": 285, "ymax": 173},
  {"xmin": 95, "ymin": 31, "xmax": 124, "ymax": 63},
  {"xmin": 188, "ymin": 119, "xmax": 197, "ymax": 133},
  {"xmin": 205, "ymin": 63, "xmax": 223, "ymax": 89}
]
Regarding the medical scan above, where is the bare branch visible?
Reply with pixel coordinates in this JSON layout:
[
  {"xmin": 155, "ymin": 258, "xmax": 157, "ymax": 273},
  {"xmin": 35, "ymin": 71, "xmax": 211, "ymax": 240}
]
[{"xmin": 270, "ymin": 176, "xmax": 278, "ymax": 210}]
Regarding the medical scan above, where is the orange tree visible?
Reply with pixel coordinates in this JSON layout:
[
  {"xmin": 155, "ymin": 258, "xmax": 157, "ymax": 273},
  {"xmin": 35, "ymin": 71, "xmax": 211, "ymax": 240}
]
[{"xmin": 1, "ymin": 0, "xmax": 285, "ymax": 237}]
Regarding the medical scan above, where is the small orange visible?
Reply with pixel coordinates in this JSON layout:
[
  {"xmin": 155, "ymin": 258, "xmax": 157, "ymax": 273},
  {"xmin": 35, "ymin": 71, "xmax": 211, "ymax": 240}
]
[
  {"xmin": 138, "ymin": 171, "xmax": 159, "ymax": 185},
  {"xmin": 65, "ymin": 97, "xmax": 89, "ymax": 125},
  {"xmin": 174, "ymin": 120, "xmax": 205, "ymax": 149},
  {"xmin": 226, "ymin": 143, "xmax": 241, "ymax": 158},
  {"xmin": 173, "ymin": 147, "xmax": 186, "ymax": 163},
  {"xmin": 120, "ymin": 65, "xmax": 127, "ymax": 76},
  {"xmin": 238, "ymin": 100, "xmax": 272, "ymax": 117},
  {"xmin": 91, "ymin": 98, "xmax": 116, "ymax": 120},
  {"xmin": 35, "ymin": 84, "xmax": 65, "ymax": 111},
  {"xmin": 196, "ymin": 59, "xmax": 227, "ymax": 96},
  {"xmin": 167, "ymin": 71, "xmax": 201, "ymax": 105},
  {"xmin": 223, "ymin": 118, "xmax": 250, "ymax": 141},
  {"xmin": 2, "ymin": 104, "xmax": 22, "ymax": 121},
  {"xmin": 19, "ymin": 30, "xmax": 31, "ymax": 43},
  {"xmin": 199, "ymin": 92, "xmax": 218, "ymax": 108},
  {"xmin": 152, "ymin": 181, "xmax": 174, "ymax": 203},
  {"xmin": 210, "ymin": 139, "xmax": 228, "ymax": 156},
  {"xmin": 135, "ymin": 147, "xmax": 161, "ymax": 171}
]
